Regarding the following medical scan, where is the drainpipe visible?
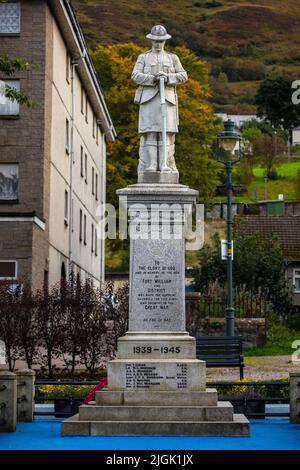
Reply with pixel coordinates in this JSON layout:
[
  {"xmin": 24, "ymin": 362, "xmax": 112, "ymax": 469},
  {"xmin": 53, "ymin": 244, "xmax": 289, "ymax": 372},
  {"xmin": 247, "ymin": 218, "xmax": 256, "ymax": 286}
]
[
  {"xmin": 69, "ymin": 58, "xmax": 79, "ymax": 276},
  {"xmin": 101, "ymin": 131, "xmax": 107, "ymax": 284}
]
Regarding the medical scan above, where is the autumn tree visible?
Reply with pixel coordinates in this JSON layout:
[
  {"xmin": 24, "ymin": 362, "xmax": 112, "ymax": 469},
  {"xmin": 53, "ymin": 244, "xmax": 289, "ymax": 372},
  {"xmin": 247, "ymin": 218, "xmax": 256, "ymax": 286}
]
[
  {"xmin": 90, "ymin": 43, "xmax": 222, "ymax": 270},
  {"xmin": 253, "ymin": 132, "xmax": 287, "ymax": 179},
  {"xmin": 90, "ymin": 43, "xmax": 222, "ymax": 206}
]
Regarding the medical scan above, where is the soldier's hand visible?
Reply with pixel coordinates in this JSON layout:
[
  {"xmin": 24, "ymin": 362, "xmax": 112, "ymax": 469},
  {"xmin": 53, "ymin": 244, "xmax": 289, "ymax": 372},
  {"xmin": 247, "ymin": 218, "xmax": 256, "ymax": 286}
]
[{"xmin": 154, "ymin": 72, "xmax": 168, "ymax": 83}]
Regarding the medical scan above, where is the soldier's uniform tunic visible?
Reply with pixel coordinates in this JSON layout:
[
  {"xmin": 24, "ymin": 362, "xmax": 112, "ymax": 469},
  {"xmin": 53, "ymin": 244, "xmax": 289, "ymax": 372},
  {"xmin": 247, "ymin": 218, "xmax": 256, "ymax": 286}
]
[{"xmin": 132, "ymin": 50, "xmax": 187, "ymax": 172}]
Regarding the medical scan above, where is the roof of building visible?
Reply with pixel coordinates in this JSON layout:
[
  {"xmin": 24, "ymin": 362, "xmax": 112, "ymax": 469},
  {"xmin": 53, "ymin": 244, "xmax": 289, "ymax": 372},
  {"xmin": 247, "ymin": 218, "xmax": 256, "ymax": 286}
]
[
  {"xmin": 235, "ymin": 215, "xmax": 300, "ymax": 260},
  {"xmin": 49, "ymin": 0, "xmax": 116, "ymax": 142}
]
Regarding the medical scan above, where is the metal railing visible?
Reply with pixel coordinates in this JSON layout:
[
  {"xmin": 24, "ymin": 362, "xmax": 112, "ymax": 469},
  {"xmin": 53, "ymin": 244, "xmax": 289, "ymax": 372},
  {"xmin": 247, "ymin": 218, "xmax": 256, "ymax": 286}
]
[{"xmin": 34, "ymin": 380, "xmax": 289, "ymax": 419}]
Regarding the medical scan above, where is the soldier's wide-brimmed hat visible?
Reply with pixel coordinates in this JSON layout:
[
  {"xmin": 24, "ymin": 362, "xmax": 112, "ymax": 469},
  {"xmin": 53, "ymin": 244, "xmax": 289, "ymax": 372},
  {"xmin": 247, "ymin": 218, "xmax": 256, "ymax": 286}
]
[{"xmin": 146, "ymin": 25, "xmax": 171, "ymax": 41}]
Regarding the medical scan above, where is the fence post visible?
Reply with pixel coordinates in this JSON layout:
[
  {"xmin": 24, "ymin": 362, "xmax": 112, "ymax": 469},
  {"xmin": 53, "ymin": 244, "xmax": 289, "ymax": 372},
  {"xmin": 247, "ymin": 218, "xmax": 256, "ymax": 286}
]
[
  {"xmin": 16, "ymin": 369, "xmax": 35, "ymax": 422},
  {"xmin": 290, "ymin": 372, "xmax": 300, "ymax": 424},
  {"xmin": 0, "ymin": 371, "xmax": 17, "ymax": 432}
]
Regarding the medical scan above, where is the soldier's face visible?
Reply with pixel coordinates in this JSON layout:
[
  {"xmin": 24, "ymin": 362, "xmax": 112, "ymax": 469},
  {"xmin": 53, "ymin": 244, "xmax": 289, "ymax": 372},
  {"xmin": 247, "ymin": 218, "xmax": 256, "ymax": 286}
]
[{"xmin": 152, "ymin": 40, "xmax": 165, "ymax": 53}]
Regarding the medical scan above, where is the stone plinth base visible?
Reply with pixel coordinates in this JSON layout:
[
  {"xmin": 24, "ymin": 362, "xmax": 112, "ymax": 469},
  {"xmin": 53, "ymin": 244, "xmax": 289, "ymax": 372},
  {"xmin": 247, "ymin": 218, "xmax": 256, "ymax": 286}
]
[
  {"xmin": 138, "ymin": 171, "xmax": 179, "ymax": 184},
  {"xmin": 62, "ymin": 413, "xmax": 249, "ymax": 437},
  {"xmin": 96, "ymin": 389, "xmax": 218, "ymax": 406},
  {"xmin": 117, "ymin": 332, "xmax": 196, "ymax": 359},
  {"xmin": 108, "ymin": 358, "xmax": 206, "ymax": 391},
  {"xmin": 290, "ymin": 372, "xmax": 300, "ymax": 424},
  {"xmin": 16, "ymin": 369, "xmax": 35, "ymax": 422},
  {"xmin": 61, "ymin": 180, "xmax": 250, "ymax": 438},
  {"xmin": 61, "ymin": 388, "xmax": 250, "ymax": 436},
  {"xmin": 0, "ymin": 371, "xmax": 17, "ymax": 432}
]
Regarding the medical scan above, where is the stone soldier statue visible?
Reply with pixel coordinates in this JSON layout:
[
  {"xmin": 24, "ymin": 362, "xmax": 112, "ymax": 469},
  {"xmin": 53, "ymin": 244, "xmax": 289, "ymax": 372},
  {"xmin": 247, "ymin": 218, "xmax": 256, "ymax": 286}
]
[{"xmin": 132, "ymin": 25, "xmax": 187, "ymax": 179}]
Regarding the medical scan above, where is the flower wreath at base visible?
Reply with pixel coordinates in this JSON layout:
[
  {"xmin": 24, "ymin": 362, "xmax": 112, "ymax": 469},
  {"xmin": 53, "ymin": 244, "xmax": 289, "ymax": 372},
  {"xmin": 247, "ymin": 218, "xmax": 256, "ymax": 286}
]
[{"xmin": 83, "ymin": 377, "xmax": 108, "ymax": 405}]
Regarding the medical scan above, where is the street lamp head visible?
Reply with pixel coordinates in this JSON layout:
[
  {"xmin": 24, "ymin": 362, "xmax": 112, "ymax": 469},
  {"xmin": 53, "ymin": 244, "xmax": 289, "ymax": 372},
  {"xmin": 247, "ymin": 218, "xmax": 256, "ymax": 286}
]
[{"xmin": 218, "ymin": 119, "xmax": 241, "ymax": 154}]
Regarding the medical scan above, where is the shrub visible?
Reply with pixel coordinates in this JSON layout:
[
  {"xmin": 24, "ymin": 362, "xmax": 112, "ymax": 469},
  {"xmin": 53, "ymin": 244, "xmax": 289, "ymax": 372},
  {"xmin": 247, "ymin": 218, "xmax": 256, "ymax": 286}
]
[{"xmin": 0, "ymin": 277, "xmax": 129, "ymax": 376}]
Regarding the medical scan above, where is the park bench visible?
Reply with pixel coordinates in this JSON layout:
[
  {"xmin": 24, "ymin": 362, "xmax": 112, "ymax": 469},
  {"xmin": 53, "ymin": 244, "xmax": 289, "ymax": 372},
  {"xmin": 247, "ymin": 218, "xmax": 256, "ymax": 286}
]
[{"xmin": 195, "ymin": 336, "xmax": 245, "ymax": 380}]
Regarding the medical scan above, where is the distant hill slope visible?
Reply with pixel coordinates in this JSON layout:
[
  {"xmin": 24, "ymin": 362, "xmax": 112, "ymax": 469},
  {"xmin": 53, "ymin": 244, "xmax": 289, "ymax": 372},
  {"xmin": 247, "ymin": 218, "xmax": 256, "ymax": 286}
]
[{"xmin": 72, "ymin": 0, "xmax": 300, "ymax": 113}]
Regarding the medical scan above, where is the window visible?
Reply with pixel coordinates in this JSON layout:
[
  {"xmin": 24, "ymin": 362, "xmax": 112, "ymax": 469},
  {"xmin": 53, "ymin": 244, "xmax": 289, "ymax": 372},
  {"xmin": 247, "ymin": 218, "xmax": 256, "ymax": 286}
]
[
  {"xmin": 84, "ymin": 154, "xmax": 88, "ymax": 183},
  {"xmin": 0, "ymin": 261, "xmax": 17, "ymax": 280},
  {"xmin": 66, "ymin": 52, "xmax": 70, "ymax": 83},
  {"xmin": 95, "ymin": 173, "xmax": 98, "ymax": 201},
  {"xmin": 0, "ymin": 3, "xmax": 20, "ymax": 35},
  {"xmin": 43, "ymin": 270, "xmax": 49, "ymax": 293},
  {"xmin": 0, "ymin": 80, "xmax": 20, "ymax": 116},
  {"xmin": 294, "ymin": 269, "xmax": 300, "ymax": 293},
  {"xmin": 79, "ymin": 209, "xmax": 83, "ymax": 242},
  {"xmin": 65, "ymin": 118, "xmax": 70, "ymax": 154},
  {"xmin": 85, "ymin": 94, "xmax": 88, "ymax": 123},
  {"xmin": 64, "ymin": 190, "xmax": 69, "ymax": 225},
  {"xmin": 91, "ymin": 223, "xmax": 94, "ymax": 253},
  {"xmin": 83, "ymin": 214, "xmax": 87, "ymax": 245},
  {"xmin": 0, "ymin": 163, "xmax": 19, "ymax": 201},
  {"xmin": 81, "ymin": 86, "xmax": 84, "ymax": 114},
  {"xmin": 92, "ymin": 167, "xmax": 95, "ymax": 195},
  {"xmin": 95, "ymin": 227, "xmax": 98, "ymax": 256},
  {"xmin": 93, "ymin": 114, "xmax": 96, "ymax": 138},
  {"xmin": 80, "ymin": 146, "xmax": 84, "ymax": 177},
  {"xmin": 96, "ymin": 123, "xmax": 99, "ymax": 145}
]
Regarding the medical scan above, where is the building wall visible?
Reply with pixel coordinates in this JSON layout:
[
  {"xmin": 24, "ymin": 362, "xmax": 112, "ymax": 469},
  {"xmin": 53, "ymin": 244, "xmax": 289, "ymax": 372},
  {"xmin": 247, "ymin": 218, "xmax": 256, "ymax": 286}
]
[
  {"xmin": 287, "ymin": 264, "xmax": 300, "ymax": 307},
  {"xmin": 0, "ymin": 0, "xmax": 47, "ymax": 217},
  {"xmin": 0, "ymin": 0, "xmax": 49, "ymax": 288},
  {"xmin": 292, "ymin": 129, "xmax": 300, "ymax": 146},
  {"xmin": 0, "ymin": 221, "xmax": 33, "ymax": 281},
  {"xmin": 0, "ymin": 0, "xmax": 108, "ymax": 288},
  {"xmin": 48, "ymin": 15, "xmax": 105, "ymax": 285}
]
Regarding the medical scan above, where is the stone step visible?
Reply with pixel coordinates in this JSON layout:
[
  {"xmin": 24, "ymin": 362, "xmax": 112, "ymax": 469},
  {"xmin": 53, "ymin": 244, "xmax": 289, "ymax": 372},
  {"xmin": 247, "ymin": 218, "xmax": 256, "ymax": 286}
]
[
  {"xmin": 61, "ymin": 414, "xmax": 250, "ymax": 437},
  {"xmin": 79, "ymin": 401, "xmax": 233, "ymax": 422},
  {"xmin": 96, "ymin": 388, "xmax": 218, "ymax": 406}
]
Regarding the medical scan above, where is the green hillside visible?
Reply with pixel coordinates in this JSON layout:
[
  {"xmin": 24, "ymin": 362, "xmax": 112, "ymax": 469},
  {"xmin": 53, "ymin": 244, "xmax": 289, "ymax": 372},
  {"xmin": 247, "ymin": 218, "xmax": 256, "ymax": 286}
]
[{"xmin": 72, "ymin": 0, "xmax": 300, "ymax": 113}]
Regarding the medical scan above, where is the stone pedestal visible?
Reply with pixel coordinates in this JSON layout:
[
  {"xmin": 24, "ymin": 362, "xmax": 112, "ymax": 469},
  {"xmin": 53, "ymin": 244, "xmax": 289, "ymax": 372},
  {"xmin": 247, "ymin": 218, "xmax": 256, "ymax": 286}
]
[
  {"xmin": 16, "ymin": 369, "xmax": 35, "ymax": 422},
  {"xmin": 62, "ymin": 183, "xmax": 249, "ymax": 437},
  {"xmin": 290, "ymin": 372, "xmax": 300, "ymax": 424},
  {"xmin": 0, "ymin": 340, "xmax": 8, "ymax": 370},
  {"xmin": 0, "ymin": 371, "xmax": 17, "ymax": 432}
]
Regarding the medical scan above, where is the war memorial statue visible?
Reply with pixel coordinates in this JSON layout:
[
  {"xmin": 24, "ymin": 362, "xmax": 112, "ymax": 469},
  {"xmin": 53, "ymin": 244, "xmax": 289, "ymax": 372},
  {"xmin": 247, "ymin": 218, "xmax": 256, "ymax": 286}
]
[{"xmin": 62, "ymin": 26, "xmax": 249, "ymax": 437}]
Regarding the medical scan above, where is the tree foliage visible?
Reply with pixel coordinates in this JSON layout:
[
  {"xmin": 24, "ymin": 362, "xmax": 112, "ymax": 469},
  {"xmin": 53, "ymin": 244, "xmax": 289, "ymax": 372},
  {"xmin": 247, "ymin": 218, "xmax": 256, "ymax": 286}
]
[
  {"xmin": 252, "ymin": 132, "xmax": 287, "ymax": 179},
  {"xmin": 0, "ymin": 54, "xmax": 36, "ymax": 107},
  {"xmin": 241, "ymin": 119, "xmax": 288, "ymax": 177},
  {"xmin": 255, "ymin": 76, "xmax": 300, "ymax": 132},
  {"xmin": 192, "ymin": 230, "xmax": 294, "ymax": 318},
  {"xmin": 0, "ymin": 278, "xmax": 129, "ymax": 375}
]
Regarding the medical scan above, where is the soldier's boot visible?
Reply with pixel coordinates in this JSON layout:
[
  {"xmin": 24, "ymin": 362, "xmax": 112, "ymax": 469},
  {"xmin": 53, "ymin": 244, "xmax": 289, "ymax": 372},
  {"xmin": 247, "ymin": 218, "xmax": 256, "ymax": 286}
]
[
  {"xmin": 139, "ymin": 134, "xmax": 158, "ymax": 172},
  {"xmin": 144, "ymin": 145, "xmax": 158, "ymax": 171},
  {"xmin": 158, "ymin": 143, "xmax": 172, "ymax": 172}
]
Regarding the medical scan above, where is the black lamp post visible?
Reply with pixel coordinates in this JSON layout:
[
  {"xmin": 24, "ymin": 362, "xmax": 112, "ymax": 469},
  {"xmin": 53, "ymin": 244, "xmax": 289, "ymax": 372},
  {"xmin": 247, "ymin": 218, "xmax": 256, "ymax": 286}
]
[{"xmin": 217, "ymin": 119, "xmax": 242, "ymax": 337}]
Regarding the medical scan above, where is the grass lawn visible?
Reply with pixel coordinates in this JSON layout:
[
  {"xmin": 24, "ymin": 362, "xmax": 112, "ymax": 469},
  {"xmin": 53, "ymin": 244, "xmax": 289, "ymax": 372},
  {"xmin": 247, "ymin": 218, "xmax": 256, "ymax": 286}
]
[
  {"xmin": 253, "ymin": 155, "xmax": 300, "ymax": 178},
  {"xmin": 211, "ymin": 154, "xmax": 300, "ymax": 204},
  {"xmin": 245, "ymin": 331, "xmax": 300, "ymax": 357}
]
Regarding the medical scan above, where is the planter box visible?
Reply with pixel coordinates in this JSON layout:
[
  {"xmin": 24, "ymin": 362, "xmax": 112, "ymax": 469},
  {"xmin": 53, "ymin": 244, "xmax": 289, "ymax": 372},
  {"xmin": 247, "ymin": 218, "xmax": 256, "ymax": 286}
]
[
  {"xmin": 230, "ymin": 399, "xmax": 266, "ymax": 419},
  {"xmin": 54, "ymin": 398, "xmax": 84, "ymax": 418}
]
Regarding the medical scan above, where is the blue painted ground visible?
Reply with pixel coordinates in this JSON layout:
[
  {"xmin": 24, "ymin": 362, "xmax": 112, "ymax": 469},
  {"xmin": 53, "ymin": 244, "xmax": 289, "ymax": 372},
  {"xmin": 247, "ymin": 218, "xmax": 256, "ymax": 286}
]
[{"xmin": 0, "ymin": 418, "xmax": 300, "ymax": 450}]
